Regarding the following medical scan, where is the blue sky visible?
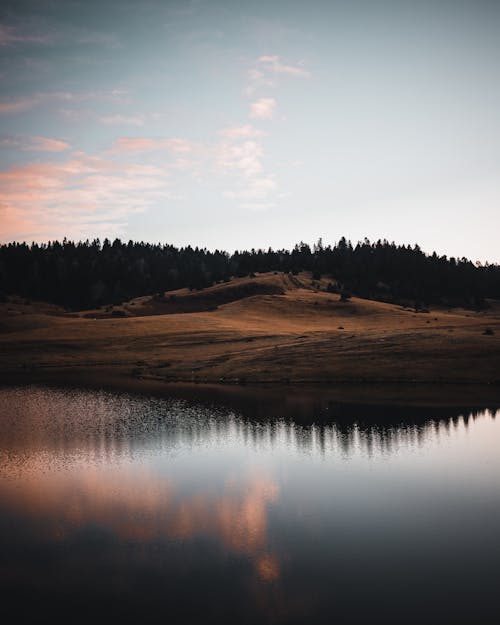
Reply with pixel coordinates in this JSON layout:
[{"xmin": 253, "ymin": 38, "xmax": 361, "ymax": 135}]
[{"xmin": 1, "ymin": 0, "xmax": 500, "ymax": 262}]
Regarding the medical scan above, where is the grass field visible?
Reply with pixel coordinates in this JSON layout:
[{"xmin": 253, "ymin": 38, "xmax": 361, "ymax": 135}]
[{"xmin": 1, "ymin": 272, "xmax": 499, "ymax": 400}]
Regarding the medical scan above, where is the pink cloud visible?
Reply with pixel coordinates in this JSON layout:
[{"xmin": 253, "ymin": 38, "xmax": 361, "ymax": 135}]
[
  {"xmin": 112, "ymin": 137, "xmax": 158, "ymax": 152},
  {"xmin": 0, "ymin": 152, "xmax": 171, "ymax": 242},
  {"xmin": 0, "ymin": 136, "xmax": 70, "ymax": 152},
  {"xmin": 27, "ymin": 136, "xmax": 71, "ymax": 152},
  {"xmin": 0, "ymin": 120, "xmax": 280, "ymax": 242},
  {"xmin": 0, "ymin": 95, "xmax": 42, "ymax": 114},
  {"xmin": 111, "ymin": 136, "xmax": 193, "ymax": 153},
  {"xmin": 250, "ymin": 98, "xmax": 276, "ymax": 120}
]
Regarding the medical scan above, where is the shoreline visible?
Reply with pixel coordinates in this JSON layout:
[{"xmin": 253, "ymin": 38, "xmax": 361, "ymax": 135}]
[{"xmin": 3, "ymin": 365, "xmax": 500, "ymax": 410}]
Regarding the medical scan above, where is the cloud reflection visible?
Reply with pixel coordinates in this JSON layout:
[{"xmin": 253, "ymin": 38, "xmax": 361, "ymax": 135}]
[
  {"xmin": 0, "ymin": 386, "xmax": 498, "ymax": 590},
  {"xmin": 0, "ymin": 454, "xmax": 280, "ymax": 582}
]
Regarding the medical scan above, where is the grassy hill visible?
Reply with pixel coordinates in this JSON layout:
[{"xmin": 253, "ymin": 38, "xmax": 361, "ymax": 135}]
[{"xmin": 1, "ymin": 272, "xmax": 499, "ymax": 395}]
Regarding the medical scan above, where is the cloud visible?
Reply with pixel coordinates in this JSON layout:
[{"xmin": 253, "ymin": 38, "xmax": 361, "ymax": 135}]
[
  {"xmin": 1, "ymin": 450, "xmax": 280, "ymax": 583},
  {"xmin": 0, "ymin": 116, "xmax": 280, "ymax": 242},
  {"xmin": 27, "ymin": 136, "xmax": 71, "ymax": 152},
  {"xmin": 0, "ymin": 136, "xmax": 70, "ymax": 152},
  {"xmin": 257, "ymin": 55, "xmax": 310, "ymax": 78},
  {"xmin": 217, "ymin": 140, "xmax": 263, "ymax": 178},
  {"xmin": 216, "ymin": 128, "xmax": 278, "ymax": 207},
  {"xmin": 0, "ymin": 95, "xmax": 43, "ymax": 114},
  {"xmin": 219, "ymin": 124, "xmax": 265, "ymax": 139},
  {"xmin": 57, "ymin": 108, "xmax": 93, "ymax": 123},
  {"xmin": 250, "ymin": 98, "xmax": 276, "ymax": 120},
  {"xmin": 0, "ymin": 24, "xmax": 51, "ymax": 47},
  {"xmin": 223, "ymin": 176, "xmax": 276, "ymax": 199},
  {"xmin": 245, "ymin": 55, "xmax": 310, "ymax": 94},
  {"xmin": 111, "ymin": 137, "xmax": 193, "ymax": 153},
  {"xmin": 244, "ymin": 69, "xmax": 274, "ymax": 96},
  {"xmin": 98, "ymin": 114, "xmax": 145, "ymax": 127},
  {"xmin": 0, "ymin": 152, "xmax": 171, "ymax": 242},
  {"xmin": 223, "ymin": 177, "xmax": 277, "ymax": 208},
  {"xmin": 248, "ymin": 176, "xmax": 276, "ymax": 195},
  {"xmin": 0, "ymin": 90, "xmax": 128, "ymax": 115},
  {"xmin": 163, "ymin": 138, "xmax": 194, "ymax": 154},
  {"xmin": 113, "ymin": 137, "xmax": 157, "ymax": 152}
]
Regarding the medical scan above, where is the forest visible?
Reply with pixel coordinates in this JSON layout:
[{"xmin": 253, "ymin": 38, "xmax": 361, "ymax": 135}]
[{"xmin": 1, "ymin": 237, "xmax": 499, "ymax": 310}]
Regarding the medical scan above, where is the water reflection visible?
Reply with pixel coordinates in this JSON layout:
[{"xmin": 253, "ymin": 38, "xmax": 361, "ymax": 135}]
[
  {"xmin": 0, "ymin": 385, "xmax": 496, "ymax": 462},
  {"xmin": 0, "ymin": 386, "xmax": 499, "ymax": 624},
  {"xmin": 1, "ymin": 458, "xmax": 279, "ymax": 580}
]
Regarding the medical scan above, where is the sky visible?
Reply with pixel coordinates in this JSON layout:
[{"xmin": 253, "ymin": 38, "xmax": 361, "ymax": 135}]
[{"xmin": 1, "ymin": 0, "xmax": 500, "ymax": 262}]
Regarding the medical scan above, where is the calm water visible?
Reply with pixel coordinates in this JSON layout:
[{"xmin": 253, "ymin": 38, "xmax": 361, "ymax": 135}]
[{"xmin": 0, "ymin": 386, "xmax": 499, "ymax": 624}]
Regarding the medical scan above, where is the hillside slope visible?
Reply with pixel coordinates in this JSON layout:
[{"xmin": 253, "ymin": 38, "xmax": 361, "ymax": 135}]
[
  {"xmin": 1, "ymin": 272, "xmax": 499, "ymax": 388},
  {"xmin": 81, "ymin": 272, "xmax": 315, "ymax": 317}
]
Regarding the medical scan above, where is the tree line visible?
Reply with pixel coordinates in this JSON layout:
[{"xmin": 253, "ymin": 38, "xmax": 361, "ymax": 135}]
[{"xmin": 0, "ymin": 237, "xmax": 498, "ymax": 310}]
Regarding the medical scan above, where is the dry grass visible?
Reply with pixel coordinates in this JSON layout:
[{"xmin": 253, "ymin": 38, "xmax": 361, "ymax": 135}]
[{"xmin": 1, "ymin": 273, "xmax": 499, "ymax": 390}]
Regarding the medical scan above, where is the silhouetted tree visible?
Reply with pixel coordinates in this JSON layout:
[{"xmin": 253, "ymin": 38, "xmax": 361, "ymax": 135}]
[{"xmin": 0, "ymin": 236, "xmax": 499, "ymax": 310}]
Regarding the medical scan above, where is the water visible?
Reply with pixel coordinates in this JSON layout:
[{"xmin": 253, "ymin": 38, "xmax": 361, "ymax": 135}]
[{"xmin": 0, "ymin": 385, "xmax": 499, "ymax": 624}]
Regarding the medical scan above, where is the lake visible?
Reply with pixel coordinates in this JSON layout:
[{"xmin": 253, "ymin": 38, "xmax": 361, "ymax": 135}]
[{"xmin": 0, "ymin": 385, "xmax": 499, "ymax": 624}]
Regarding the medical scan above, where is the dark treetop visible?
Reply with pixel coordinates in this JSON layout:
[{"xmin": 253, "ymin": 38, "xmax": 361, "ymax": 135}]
[{"xmin": 1, "ymin": 237, "xmax": 499, "ymax": 310}]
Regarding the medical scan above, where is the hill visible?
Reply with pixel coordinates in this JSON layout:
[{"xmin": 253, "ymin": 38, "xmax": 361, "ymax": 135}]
[{"xmin": 1, "ymin": 272, "xmax": 499, "ymax": 398}]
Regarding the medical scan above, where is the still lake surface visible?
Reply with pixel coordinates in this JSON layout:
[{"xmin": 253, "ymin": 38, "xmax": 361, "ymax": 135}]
[{"xmin": 0, "ymin": 385, "xmax": 499, "ymax": 624}]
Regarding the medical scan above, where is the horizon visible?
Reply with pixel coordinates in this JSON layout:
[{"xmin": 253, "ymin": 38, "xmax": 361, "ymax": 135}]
[{"xmin": 1, "ymin": 0, "xmax": 500, "ymax": 263}]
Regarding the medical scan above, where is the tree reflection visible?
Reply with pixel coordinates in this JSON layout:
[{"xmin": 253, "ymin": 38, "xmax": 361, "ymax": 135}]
[{"xmin": 0, "ymin": 387, "xmax": 499, "ymax": 624}]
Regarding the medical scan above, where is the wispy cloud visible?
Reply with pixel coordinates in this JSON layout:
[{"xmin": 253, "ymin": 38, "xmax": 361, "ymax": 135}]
[
  {"xmin": 27, "ymin": 136, "xmax": 71, "ymax": 152},
  {"xmin": 0, "ymin": 123, "xmax": 280, "ymax": 241},
  {"xmin": 219, "ymin": 124, "xmax": 265, "ymax": 139},
  {"xmin": 250, "ymin": 98, "xmax": 276, "ymax": 120},
  {"xmin": 57, "ymin": 108, "xmax": 93, "ymax": 123},
  {"xmin": 0, "ymin": 24, "xmax": 51, "ymax": 47},
  {"xmin": 0, "ymin": 136, "xmax": 70, "ymax": 152},
  {"xmin": 0, "ymin": 95, "xmax": 43, "ymax": 114},
  {"xmin": 0, "ymin": 151, "xmax": 172, "ymax": 242},
  {"xmin": 0, "ymin": 90, "xmax": 128, "ymax": 115},
  {"xmin": 217, "ymin": 140, "xmax": 263, "ymax": 178},
  {"xmin": 257, "ymin": 55, "xmax": 310, "ymax": 78},
  {"xmin": 244, "ymin": 68, "xmax": 274, "ymax": 95},
  {"xmin": 216, "ymin": 125, "xmax": 278, "ymax": 210},
  {"xmin": 245, "ymin": 55, "xmax": 309, "ymax": 95},
  {"xmin": 0, "ymin": 21, "xmax": 120, "ymax": 49},
  {"xmin": 111, "ymin": 137, "xmax": 193, "ymax": 153},
  {"xmin": 233, "ymin": 54, "xmax": 307, "ymax": 206},
  {"xmin": 224, "ymin": 176, "xmax": 276, "ymax": 200}
]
